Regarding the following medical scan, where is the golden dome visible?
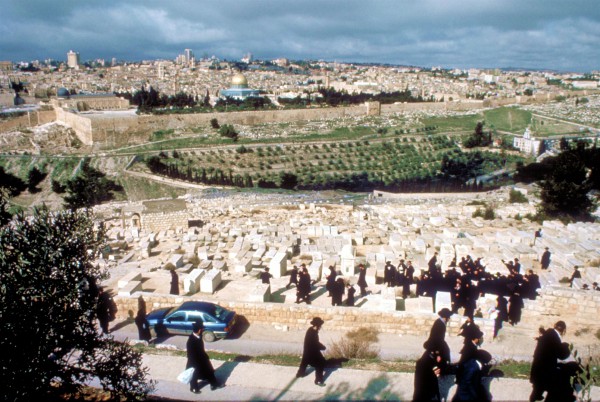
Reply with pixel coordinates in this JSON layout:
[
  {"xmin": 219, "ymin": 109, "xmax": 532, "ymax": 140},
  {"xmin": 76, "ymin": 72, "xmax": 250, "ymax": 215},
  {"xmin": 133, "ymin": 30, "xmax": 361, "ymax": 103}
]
[{"xmin": 231, "ymin": 73, "xmax": 248, "ymax": 87}]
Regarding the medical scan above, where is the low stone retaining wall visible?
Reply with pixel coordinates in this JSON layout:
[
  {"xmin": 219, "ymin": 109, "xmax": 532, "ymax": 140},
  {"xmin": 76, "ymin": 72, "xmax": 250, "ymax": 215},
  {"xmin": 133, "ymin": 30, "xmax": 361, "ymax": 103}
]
[{"xmin": 114, "ymin": 292, "xmax": 495, "ymax": 337}]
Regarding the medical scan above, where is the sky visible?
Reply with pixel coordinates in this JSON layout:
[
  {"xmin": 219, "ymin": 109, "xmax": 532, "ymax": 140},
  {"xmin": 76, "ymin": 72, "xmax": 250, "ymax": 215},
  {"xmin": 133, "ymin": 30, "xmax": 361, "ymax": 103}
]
[{"xmin": 1, "ymin": 0, "xmax": 599, "ymax": 73}]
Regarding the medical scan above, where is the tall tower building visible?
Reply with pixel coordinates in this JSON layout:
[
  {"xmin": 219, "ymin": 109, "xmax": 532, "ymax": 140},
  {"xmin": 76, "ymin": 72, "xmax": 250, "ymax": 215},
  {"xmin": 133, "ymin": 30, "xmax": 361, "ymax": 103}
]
[
  {"xmin": 184, "ymin": 49, "xmax": 194, "ymax": 63},
  {"xmin": 67, "ymin": 50, "xmax": 80, "ymax": 69}
]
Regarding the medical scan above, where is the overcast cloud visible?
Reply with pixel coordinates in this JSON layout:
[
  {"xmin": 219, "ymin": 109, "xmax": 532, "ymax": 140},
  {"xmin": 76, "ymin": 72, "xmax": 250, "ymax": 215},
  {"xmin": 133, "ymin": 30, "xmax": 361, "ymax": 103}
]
[{"xmin": 1, "ymin": 0, "xmax": 599, "ymax": 72}]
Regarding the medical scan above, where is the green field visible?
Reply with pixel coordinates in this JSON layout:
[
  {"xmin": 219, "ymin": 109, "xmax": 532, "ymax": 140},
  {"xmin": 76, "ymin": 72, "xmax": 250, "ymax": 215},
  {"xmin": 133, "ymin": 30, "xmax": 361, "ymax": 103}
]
[{"xmin": 484, "ymin": 107, "xmax": 532, "ymax": 133}]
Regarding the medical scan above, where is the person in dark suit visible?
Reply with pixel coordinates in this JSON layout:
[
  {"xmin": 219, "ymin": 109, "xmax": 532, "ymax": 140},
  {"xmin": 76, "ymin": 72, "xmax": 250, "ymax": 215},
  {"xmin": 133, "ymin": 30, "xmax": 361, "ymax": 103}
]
[
  {"xmin": 170, "ymin": 269, "xmax": 179, "ymax": 295},
  {"xmin": 331, "ymin": 277, "xmax": 345, "ymax": 306},
  {"xmin": 452, "ymin": 349, "xmax": 492, "ymax": 402},
  {"xmin": 96, "ymin": 287, "xmax": 113, "ymax": 334},
  {"xmin": 296, "ymin": 266, "xmax": 312, "ymax": 304},
  {"xmin": 286, "ymin": 265, "xmax": 299, "ymax": 289},
  {"xmin": 540, "ymin": 248, "xmax": 551, "ymax": 270},
  {"xmin": 384, "ymin": 261, "xmax": 396, "ymax": 287},
  {"xmin": 569, "ymin": 266, "xmax": 581, "ymax": 287},
  {"xmin": 346, "ymin": 283, "xmax": 356, "ymax": 306},
  {"xmin": 186, "ymin": 321, "xmax": 224, "ymax": 393},
  {"xmin": 296, "ymin": 317, "xmax": 327, "ymax": 386},
  {"xmin": 260, "ymin": 267, "xmax": 273, "ymax": 284},
  {"xmin": 357, "ymin": 264, "xmax": 368, "ymax": 296},
  {"xmin": 508, "ymin": 291, "xmax": 524, "ymax": 325},
  {"xmin": 426, "ymin": 308, "xmax": 454, "ymax": 367},
  {"xmin": 326, "ymin": 265, "xmax": 337, "ymax": 296},
  {"xmin": 403, "ymin": 261, "xmax": 415, "ymax": 298},
  {"xmin": 134, "ymin": 296, "xmax": 151, "ymax": 342},
  {"xmin": 413, "ymin": 340, "xmax": 443, "ymax": 401},
  {"xmin": 492, "ymin": 296, "xmax": 508, "ymax": 339},
  {"xmin": 529, "ymin": 320, "xmax": 569, "ymax": 402}
]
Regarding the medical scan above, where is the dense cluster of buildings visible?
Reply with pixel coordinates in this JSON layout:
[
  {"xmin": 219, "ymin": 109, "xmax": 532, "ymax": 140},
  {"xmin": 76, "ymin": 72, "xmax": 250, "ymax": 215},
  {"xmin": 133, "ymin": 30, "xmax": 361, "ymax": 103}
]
[{"xmin": 2, "ymin": 48, "xmax": 599, "ymax": 109}]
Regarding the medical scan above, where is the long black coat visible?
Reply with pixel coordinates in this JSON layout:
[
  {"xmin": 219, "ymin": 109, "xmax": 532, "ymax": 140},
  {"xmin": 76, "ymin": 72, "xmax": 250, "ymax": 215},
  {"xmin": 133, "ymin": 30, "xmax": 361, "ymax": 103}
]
[
  {"xmin": 530, "ymin": 328, "xmax": 569, "ymax": 392},
  {"xmin": 186, "ymin": 333, "xmax": 216, "ymax": 378},
  {"xmin": 301, "ymin": 327, "xmax": 326, "ymax": 367},
  {"xmin": 413, "ymin": 350, "xmax": 441, "ymax": 401},
  {"xmin": 427, "ymin": 318, "xmax": 451, "ymax": 364}
]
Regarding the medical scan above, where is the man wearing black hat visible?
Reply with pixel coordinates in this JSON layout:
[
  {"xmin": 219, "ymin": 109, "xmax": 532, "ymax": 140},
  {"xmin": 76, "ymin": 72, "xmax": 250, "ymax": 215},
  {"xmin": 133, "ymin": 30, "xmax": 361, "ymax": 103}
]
[
  {"xmin": 426, "ymin": 308, "xmax": 454, "ymax": 367},
  {"xmin": 529, "ymin": 320, "xmax": 569, "ymax": 402},
  {"xmin": 296, "ymin": 317, "xmax": 327, "ymax": 386},
  {"xmin": 186, "ymin": 321, "xmax": 224, "ymax": 394}
]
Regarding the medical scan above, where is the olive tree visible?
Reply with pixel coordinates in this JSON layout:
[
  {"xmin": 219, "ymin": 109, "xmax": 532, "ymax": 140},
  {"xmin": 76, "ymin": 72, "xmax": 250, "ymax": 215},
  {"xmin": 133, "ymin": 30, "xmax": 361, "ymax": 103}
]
[{"xmin": 0, "ymin": 201, "xmax": 154, "ymax": 401}]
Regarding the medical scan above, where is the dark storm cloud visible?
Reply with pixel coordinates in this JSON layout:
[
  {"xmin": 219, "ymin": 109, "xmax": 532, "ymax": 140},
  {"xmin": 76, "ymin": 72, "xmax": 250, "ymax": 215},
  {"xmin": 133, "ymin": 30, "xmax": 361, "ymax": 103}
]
[{"xmin": 1, "ymin": 0, "xmax": 599, "ymax": 71}]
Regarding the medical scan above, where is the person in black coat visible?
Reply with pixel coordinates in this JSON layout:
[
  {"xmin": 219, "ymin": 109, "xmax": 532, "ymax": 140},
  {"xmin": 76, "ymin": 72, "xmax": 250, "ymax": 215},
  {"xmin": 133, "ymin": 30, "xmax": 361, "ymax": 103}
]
[
  {"xmin": 403, "ymin": 261, "xmax": 415, "ymax": 298},
  {"xmin": 357, "ymin": 264, "xmax": 368, "ymax": 296},
  {"xmin": 508, "ymin": 291, "xmax": 524, "ymax": 325},
  {"xmin": 426, "ymin": 308, "xmax": 454, "ymax": 367},
  {"xmin": 170, "ymin": 269, "xmax": 180, "ymax": 295},
  {"xmin": 346, "ymin": 283, "xmax": 356, "ymax": 306},
  {"xmin": 384, "ymin": 261, "xmax": 396, "ymax": 287},
  {"xmin": 413, "ymin": 340, "xmax": 443, "ymax": 401},
  {"xmin": 326, "ymin": 265, "xmax": 337, "ymax": 296},
  {"xmin": 296, "ymin": 317, "xmax": 327, "ymax": 386},
  {"xmin": 529, "ymin": 320, "xmax": 569, "ymax": 402},
  {"xmin": 134, "ymin": 296, "xmax": 152, "ymax": 342},
  {"xmin": 296, "ymin": 266, "xmax": 312, "ymax": 304},
  {"xmin": 96, "ymin": 287, "xmax": 113, "ymax": 334},
  {"xmin": 186, "ymin": 321, "xmax": 224, "ymax": 393},
  {"xmin": 331, "ymin": 277, "xmax": 345, "ymax": 306},
  {"xmin": 492, "ymin": 296, "xmax": 508, "ymax": 339},
  {"xmin": 540, "ymin": 248, "xmax": 551, "ymax": 270},
  {"xmin": 286, "ymin": 265, "xmax": 299, "ymax": 289},
  {"xmin": 260, "ymin": 267, "xmax": 273, "ymax": 284}
]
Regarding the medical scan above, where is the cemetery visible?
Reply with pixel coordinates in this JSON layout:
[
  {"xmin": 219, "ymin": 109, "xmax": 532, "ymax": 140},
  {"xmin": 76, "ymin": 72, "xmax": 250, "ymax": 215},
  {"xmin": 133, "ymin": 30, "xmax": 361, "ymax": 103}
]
[{"xmin": 96, "ymin": 185, "xmax": 600, "ymax": 339}]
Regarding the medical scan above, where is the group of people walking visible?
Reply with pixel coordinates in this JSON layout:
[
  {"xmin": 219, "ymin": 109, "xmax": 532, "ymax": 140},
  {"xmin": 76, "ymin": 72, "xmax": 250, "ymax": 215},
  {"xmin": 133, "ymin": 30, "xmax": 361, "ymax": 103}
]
[{"xmin": 413, "ymin": 311, "xmax": 579, "ymax": 401}]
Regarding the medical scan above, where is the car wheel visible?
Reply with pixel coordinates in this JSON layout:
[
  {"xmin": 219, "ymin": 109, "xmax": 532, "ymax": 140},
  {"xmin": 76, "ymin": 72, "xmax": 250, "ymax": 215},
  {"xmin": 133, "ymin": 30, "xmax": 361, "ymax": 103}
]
[{"xmin": 203, "ymin": 331, "xmax": 216, "ymax": 342}]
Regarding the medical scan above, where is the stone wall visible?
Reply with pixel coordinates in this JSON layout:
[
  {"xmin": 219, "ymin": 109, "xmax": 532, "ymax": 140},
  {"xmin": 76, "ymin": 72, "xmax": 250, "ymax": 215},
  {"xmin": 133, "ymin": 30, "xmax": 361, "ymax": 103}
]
[
  {"xmin": 527, "ymin": 287, "xmax": 600, "ymax": 327},
  {"xmin": 0, "ymin": 110, "xmax": 56, "ymax": 132},
  {"xmin": 55, "ymin": 107, "xmax": 94, "ymax": 145},
  {"xmin": 114, "ymin": 292, "xmax": 495, "ymax": 338},
  {"xmin": 141, "ymin": 210, "xmax": 190, "ymax": 232}
]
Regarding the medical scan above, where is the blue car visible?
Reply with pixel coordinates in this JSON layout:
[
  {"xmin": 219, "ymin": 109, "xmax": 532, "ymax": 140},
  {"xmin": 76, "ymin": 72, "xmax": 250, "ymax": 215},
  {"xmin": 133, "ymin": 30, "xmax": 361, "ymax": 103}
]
[{"xmin": 146, "ymin": 301, "xmax": 236, "ymax": 342}]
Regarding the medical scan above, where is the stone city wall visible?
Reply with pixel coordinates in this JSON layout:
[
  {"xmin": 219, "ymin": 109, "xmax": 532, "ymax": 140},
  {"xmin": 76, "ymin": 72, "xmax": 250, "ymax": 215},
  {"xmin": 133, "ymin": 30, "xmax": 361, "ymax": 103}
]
[
  {"xmin": 85, "ymin": 105, "xmax": 367, "ymax": 149},
  {"xmin": 140, "ymin": 210, "xmax": 190, "ymax": 232},
  {"xmin": 114, "ymin": 293, "xmax": 496, "ymax": 337},
  {"xmin": 55, "ymin": 107, "xmax": 94, "ymax": 145},
  {"xmin": 0, "ymin": 109, "xmax": 56, "ymax": 132}
]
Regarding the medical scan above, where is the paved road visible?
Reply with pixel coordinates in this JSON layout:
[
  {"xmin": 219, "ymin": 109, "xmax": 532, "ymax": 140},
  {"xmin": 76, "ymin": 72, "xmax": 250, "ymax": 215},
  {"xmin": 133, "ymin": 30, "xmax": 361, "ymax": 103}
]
[{"xmin": 110, "ymin": 318, "xmax": 537, "ymax": 362}]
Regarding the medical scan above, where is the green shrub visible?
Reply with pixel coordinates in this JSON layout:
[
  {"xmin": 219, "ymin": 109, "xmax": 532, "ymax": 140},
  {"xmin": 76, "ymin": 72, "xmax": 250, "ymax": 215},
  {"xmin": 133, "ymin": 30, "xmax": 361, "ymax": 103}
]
[
  {"xmin": 473, "ymin": 206, "xmax": 495, "ymax": 220},
  {"xmin": 509, "ymin": 189, "xmax": 529, "ymax": 203}
]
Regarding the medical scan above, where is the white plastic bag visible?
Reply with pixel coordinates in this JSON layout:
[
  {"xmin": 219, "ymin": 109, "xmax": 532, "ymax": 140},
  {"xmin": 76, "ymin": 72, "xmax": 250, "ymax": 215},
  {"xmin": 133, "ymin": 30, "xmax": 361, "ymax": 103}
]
[{"xmin": 177, "ymin": 367, "xmax": 194, "ymax": 384}]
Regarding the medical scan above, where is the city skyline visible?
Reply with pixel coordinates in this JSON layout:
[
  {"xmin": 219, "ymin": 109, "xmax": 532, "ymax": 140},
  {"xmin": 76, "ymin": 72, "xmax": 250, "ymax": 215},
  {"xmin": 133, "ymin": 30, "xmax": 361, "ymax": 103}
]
[{"xmin": 1, "ymin": 0, "xmax": 599, "ymax": 73}]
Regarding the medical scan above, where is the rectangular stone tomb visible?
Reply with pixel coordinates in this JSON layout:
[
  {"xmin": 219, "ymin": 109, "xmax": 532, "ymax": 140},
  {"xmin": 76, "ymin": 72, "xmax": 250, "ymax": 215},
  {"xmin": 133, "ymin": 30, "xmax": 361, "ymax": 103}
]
[
  {"xmin": 404, "ymin": 296, "xmax": 434, "ymax": 313},
  {"xmin": 235, "ymin": 257, "xmax": 253, "ymax": 273},
  {"xmin": 184, "ymin": 269, "xmax": 205, "ymax": 294},
  {"xmin": 118, "ymin": 280, "xmax": 142, "ymax": 296},
  {"xmin": 118, "ymin": 271, "xmax": 142, "ymax": 289},
  {"xmin": 434, "ymin": 291, "xmax": 452, "ymax": 311},
  {"xmin": 269, "ymin": 252, "xmax": 287, "ymax": 278},
  {"xmin": 200, "ymin": 269, "xmax": 222, "ymax": 293},
  {"xmin": 248, "ymin": 283, "xmax": 271, "ymax": 302},
  {"xmin": 308, "ymin": 260, "xmax": 323, "ymax": 281},
  {"xmin": 212, "ymin": 260, "xmax": 226, "ymax": 271},
  {"xmin": 169, "ymin": 254, "xmax": 184, "ymax": 268}
]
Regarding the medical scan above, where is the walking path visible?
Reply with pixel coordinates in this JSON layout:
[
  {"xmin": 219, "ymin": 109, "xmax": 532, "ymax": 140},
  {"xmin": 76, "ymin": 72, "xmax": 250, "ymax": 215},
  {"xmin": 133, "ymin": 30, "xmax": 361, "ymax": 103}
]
[{"xmin": 142, "ymin": 353, "xmax": 600, "ymax": 401}]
